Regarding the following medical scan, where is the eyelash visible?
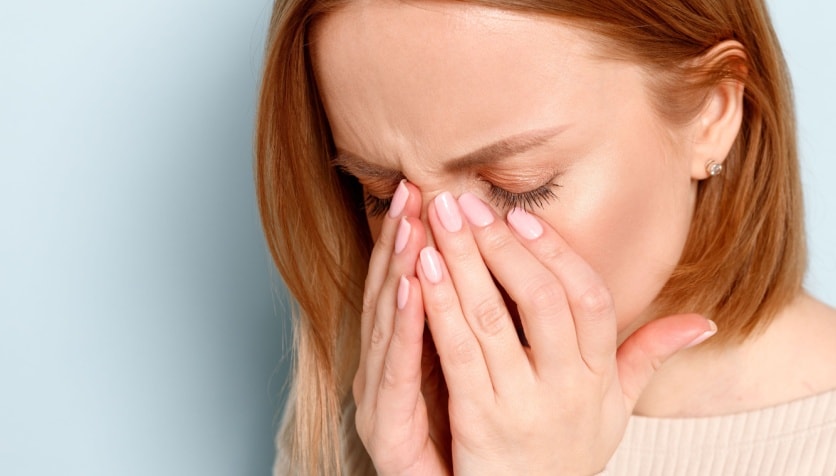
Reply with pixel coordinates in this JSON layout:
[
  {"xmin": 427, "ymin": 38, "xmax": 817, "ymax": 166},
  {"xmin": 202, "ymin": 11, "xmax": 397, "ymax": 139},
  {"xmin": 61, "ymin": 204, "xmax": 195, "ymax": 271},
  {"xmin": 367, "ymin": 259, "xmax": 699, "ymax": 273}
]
[
  {"xmin": 363, "ymin": 180, "xmax": 560, "ymax": 217},
  {"xmin": 486, "ymin": 182, "xmax": 560, "ymax": 211}
]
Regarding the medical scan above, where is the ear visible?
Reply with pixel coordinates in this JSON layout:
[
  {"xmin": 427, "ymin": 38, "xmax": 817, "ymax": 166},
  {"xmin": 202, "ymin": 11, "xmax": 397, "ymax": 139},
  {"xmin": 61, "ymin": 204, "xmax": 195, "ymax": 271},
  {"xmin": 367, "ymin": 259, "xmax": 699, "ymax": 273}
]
[{"xmin": 689, "ymin": 41, "xmax": 747, "ymax": 180}]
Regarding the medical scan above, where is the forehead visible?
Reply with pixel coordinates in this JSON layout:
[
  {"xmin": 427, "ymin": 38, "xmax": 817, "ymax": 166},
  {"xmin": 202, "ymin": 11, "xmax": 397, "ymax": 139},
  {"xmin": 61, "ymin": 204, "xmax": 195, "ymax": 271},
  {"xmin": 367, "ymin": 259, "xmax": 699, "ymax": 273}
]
[{"xmin": 310, "ymin": 1, "xmax": 640, "ymax": 165}]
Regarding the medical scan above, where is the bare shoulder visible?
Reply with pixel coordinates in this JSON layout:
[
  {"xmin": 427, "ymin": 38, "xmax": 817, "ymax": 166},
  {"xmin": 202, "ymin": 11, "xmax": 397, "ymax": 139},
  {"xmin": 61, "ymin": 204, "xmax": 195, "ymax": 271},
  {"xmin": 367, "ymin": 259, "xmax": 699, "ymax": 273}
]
[
  {"xmin": 633, "ymin": 292, "xmax": 836, "ymax": 417},
  {"xmin": 755, "ymin": 292, "xmax": 836, "ymax": 398}
]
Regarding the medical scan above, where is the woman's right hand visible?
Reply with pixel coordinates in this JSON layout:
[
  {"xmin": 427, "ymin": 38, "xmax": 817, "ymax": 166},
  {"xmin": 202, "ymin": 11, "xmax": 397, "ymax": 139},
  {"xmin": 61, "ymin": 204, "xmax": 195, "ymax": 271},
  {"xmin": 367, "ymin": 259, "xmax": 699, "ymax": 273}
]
[
  {"xmin": 415, "ymin": 192, "xmax": 715, "ymax": 475},
  {"xmin": 353, "ymin": 180, "xmax": 451, "ymax": 476}
]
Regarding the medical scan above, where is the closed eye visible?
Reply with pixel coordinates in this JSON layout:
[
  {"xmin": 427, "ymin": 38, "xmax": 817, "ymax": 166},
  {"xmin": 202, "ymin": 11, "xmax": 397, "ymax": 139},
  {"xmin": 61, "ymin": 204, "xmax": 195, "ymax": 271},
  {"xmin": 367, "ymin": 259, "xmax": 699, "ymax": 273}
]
[
  {"xmin": 362, "ymin": 177, "xmax": 561, "ymax": 217},
  {"xmin": 486, "ymin": 181, "xmax": 561, "ymax": 211}
]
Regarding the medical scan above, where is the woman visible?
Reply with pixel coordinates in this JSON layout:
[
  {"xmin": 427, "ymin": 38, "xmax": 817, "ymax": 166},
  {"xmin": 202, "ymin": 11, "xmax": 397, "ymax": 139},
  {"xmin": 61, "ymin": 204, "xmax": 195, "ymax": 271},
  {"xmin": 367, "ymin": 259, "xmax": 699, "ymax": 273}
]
[{"xmin": 256, "ymin": 0, "xmax": 836, "ymax": 474}]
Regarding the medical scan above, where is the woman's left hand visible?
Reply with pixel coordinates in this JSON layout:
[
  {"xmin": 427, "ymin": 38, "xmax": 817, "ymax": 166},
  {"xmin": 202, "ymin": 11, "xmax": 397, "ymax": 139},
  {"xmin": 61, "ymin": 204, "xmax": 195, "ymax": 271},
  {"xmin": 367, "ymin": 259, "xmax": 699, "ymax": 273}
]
[{"xmin": 414, "ymin": 192, "xmax": 715, "ymax": 475}]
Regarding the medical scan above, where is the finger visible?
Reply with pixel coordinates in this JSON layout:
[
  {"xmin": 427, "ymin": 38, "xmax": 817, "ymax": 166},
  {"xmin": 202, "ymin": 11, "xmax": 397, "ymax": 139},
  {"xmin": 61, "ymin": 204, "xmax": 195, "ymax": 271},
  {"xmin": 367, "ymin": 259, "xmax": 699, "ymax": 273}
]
[
  {"xmin": 361, "ymin": 180, "xmax": 422, "ymax": 357},
  {"xmin": 457, "ymin": 194, "xmax": 580, "ymax": 374},
  {"xmin": 426, "ymin": 192, "xmax": 530, "ymax": 390},
  {"xmin": 419, "ymin": 331, "xmax": 451, "ymax": 462},
  {"xmin": 418, "ymin": 245, "xmax": 493, "ymax": 401},
  {"xmin": 364, "ymin": 216, "xmax": 427, "ymax": 407},
  {"xmin": 375, "ymin": 276, "xmax": 428, "ymax": 427},
  {"xmin": 617, "ymin": 314, "xmax": 716, "ymax": 409},
  {"xmin": 357, "ymin": 181, "xmax": 421, "ymax": 400},
  {"xmin": 506, "ymin": 207, "xmax": 616, "ymax": 375}
]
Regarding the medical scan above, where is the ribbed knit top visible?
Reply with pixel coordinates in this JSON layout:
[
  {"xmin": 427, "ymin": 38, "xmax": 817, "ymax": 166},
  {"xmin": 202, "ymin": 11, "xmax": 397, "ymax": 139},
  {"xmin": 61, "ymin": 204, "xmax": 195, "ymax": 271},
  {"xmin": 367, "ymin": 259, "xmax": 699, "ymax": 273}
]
[
  {"xmin": 604, "ymin": 388, "xmax": 836, "ymax": 475},
  {"xmin": 274, "ymin": 388, "xmax": 836, "ymax": 475}
]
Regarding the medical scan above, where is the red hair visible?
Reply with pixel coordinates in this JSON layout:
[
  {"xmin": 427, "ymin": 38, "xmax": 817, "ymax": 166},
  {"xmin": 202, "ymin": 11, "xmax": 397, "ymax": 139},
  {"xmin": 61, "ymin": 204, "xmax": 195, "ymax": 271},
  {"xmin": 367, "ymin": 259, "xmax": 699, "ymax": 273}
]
[{"xmin": 255, "ymin": 1, "xmax": 805, "ymax": 473}]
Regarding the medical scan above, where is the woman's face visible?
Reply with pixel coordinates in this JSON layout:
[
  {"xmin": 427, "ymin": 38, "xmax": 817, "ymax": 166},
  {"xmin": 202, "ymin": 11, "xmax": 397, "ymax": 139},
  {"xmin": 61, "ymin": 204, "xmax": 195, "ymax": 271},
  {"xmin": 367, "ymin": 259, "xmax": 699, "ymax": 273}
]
[{"xmin": 313, "ymin": 1, "xmax": 701, "ymax": 335}]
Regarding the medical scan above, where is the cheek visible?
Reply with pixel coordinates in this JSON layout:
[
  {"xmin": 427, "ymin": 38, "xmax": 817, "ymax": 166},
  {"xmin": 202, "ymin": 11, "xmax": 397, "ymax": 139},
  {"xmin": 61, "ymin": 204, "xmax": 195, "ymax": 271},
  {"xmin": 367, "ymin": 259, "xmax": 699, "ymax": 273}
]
[{"xmin": 540, "ymin": 141, "xmax": 694, "ymax": 330}]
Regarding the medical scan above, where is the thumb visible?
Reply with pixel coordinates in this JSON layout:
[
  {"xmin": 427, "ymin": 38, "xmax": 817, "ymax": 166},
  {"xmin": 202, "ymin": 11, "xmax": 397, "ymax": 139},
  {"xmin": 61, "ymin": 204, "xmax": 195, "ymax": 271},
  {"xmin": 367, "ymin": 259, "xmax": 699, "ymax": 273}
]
[{"xmin": 616, "ymin": 314, "xmax": 717, "ymax": 409}]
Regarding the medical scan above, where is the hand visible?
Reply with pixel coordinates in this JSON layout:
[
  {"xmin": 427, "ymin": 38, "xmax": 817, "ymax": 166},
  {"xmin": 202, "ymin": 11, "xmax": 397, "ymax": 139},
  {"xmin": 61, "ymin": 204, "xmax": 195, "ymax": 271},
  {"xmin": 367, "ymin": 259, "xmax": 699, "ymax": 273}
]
[
  {"xmin": 417, "ymin": 191, "xmax": 716, "ymax": 475},
  {"xmin": 353, "ymin": 181, "xmax": 451, "ymax": 476}
]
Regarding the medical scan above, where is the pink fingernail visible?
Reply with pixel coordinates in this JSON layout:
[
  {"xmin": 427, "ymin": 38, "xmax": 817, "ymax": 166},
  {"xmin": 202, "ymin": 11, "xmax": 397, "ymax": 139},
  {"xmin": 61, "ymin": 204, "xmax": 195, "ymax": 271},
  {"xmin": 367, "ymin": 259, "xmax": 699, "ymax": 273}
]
[
  {"xmin": 458, "ymin": 193, "xmax": 494, "ymax": 227},
  {"xmin": 419, "ymin": 247, "xmax": 443, "ymax": 284},
  {"xmin": 685, "ymin": 320, "xmax": 718, "ymax": 349},
  {"xmin": 394, "ymin": 217, "xmax": 411, "ymax": 254},
  {"xmin": 387, "ymin": 180, "xmax": 408, "ymax": 218},
  {"xmin": 434, "ymin": 192, "xmax": 462, "ymax": 232},
  {"xmin": 397, "ymin": 275, "xmax": 409, "ymax": 310},
  {"xmin": 507, "ymin": 208, "xmax": 543, "ymax": 239}
]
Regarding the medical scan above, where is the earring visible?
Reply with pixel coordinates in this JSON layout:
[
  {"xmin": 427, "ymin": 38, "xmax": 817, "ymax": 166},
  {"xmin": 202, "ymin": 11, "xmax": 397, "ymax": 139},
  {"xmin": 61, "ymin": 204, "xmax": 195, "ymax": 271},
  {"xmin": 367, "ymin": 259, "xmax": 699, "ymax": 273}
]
[{"xmin": 706, "ymin": 160, "xmax": 724, "ymax": 177}]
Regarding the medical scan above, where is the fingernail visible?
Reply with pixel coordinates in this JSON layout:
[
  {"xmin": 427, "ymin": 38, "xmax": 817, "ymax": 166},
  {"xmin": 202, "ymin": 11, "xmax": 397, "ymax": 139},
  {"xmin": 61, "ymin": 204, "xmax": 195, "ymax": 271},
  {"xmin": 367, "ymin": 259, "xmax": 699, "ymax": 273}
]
[
  {"xmin": 419, "ymin": 247, "xmax": 443, "ymax": 284},
  {"xmin": 458, "ymin": 193, "xmax": 494, "ymax": 227},
  {"xmin": 394, "ymin": 217, "xmax": 411, "ymax": 254},
  {"xmin": 685, "ymin": 320, "xmax": 718, "ymax": 349},
  {"xmin": 434, "ymin": 192, "xmax": 462, "ymax": 232},
  {"xmin": 387, "ymin": 180, "xmax": 408, "ymax": 218},
  {"xmin": 507, "ymin": 208, "xmax": 543, "ymax": 239},
  {"xmin": 397, "ymin": 275, "xmax": 409, "ymax": 310}
]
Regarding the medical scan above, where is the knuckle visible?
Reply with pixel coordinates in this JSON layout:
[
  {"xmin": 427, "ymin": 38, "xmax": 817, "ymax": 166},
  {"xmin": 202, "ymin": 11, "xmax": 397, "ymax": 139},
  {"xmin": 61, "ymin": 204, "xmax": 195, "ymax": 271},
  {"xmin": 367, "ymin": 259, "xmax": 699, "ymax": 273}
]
[
  {"xmin": 470, "ymin": 298, "xmax": 509, "ymax": 336},
  {"xmin": 649, "ymin": 354, "xmax": 664, "ymax": 373},
  {"xmin": 361, "ymin": 291, "xmax": 377, "ymax": 318},
  {"xmin": 479, "ymin": 229, "xmax": 517, "ymax": 253},
  {"xmin": 441, "ymin": 242, "xmax": 472, "ymax": 265},
  {"xmin": 638, "ymin": 341, "xmax": 664, "ymax": 373},
  {"xmin": 577, "ymin": 283, "xmax": 614, "ymax": 317},
  {"xmin": 524, "ymin": 278, "xmax": 565, "ymax": 313},
  {"xmin": 450, "ymin": 333, "xmax": 479, "ymax": 366},
  {"xmin": 425, "ymin": 288, "xmax": 459, "ymax": 316},
  {"xmin": 379, "ymin": 359, "xmax": 397, "ymax": 390},
  {"xmin": 537, "ymin": 241, "xmax": 572, "ymax": 265},
  {"xmin": 370, "ymin": 321, "xmax": 388, "ymax": 348}
]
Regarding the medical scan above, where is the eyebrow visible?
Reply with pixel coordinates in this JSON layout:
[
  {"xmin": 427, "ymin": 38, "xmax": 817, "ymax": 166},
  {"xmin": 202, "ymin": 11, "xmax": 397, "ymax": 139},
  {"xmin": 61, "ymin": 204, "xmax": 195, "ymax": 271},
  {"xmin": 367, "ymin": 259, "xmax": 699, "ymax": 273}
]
[{"xmin": 333, "ymin": 126, "xmax": 568, "ymax": 178}]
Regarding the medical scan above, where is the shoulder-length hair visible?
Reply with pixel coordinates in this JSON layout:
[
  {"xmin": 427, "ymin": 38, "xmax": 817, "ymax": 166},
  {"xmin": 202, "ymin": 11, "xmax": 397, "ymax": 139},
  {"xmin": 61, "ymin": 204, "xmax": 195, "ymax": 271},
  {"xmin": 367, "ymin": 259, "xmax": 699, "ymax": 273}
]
[{"xmin": 255, "ymin": 0, "xmax": 805, "ymax": 473}]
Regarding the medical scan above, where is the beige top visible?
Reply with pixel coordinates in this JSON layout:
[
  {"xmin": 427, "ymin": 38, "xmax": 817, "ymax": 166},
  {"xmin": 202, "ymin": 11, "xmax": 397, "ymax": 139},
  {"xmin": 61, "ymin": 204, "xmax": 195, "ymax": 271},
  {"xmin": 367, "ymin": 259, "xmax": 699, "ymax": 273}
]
[
  {"xmin": 275, "ymin": 388, "xmax": 836, "ymax": 475},
  {"xmin": 604, "ymin": 388, "xmax": 836, "ymax": 475}
]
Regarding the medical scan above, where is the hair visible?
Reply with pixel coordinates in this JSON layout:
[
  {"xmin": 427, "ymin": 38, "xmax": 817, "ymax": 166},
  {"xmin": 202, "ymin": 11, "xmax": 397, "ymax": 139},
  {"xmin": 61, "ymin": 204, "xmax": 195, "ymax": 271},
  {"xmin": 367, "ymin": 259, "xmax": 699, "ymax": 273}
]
[{"xmin": 255, "ymin": 0, "xmax": 806, "ymax": 473}]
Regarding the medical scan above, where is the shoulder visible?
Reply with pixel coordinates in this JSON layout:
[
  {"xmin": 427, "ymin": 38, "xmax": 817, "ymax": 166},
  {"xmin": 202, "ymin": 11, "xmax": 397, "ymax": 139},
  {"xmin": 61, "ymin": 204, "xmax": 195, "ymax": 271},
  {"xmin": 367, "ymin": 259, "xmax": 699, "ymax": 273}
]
[
  {"xmin": 634, "ymin": 292, "xmax": 836, "ymax": 417},
  {"xmin": 750, "ymin": 292, "xmax": 836, "ymax": 401}
]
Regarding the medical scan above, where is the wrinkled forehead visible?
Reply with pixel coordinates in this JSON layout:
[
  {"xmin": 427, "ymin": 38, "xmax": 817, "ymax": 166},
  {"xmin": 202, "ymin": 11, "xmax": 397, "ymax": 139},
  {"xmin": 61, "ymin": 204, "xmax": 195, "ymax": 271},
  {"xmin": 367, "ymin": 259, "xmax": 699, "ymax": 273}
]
[
  {"xmin": 310, "ymin": 1, "xmax": 610, "ymax": 140},
  {"xmin": 309, "ymin": 1, "xmax": 638, "ymax": 163}
]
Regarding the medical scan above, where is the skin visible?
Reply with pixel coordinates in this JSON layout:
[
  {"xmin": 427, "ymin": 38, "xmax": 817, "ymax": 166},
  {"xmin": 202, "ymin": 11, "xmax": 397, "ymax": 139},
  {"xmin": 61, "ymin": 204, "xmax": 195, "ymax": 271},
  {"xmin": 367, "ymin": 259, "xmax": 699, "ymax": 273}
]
[
  {"xmin": 311, "ymin": 1, "xmax": 836, "ymax": 474},
  {"xmin": 315, "ymin": 2, "xmax": 712, "ymax": 332}
]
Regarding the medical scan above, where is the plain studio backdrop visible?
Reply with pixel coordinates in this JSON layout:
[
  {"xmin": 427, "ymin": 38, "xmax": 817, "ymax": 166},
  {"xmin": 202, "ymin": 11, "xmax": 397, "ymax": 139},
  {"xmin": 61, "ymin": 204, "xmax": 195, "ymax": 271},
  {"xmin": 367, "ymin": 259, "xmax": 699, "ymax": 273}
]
[{"xmin": 0, "ymin": 1, "xmax": 833, "ymax": 475}]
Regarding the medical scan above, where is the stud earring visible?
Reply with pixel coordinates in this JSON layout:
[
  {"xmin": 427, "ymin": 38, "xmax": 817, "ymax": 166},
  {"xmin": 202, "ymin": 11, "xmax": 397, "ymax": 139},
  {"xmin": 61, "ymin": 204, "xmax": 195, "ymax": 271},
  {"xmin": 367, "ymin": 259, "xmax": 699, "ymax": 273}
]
[{"xmin": 706, "ymin": 160, "xmax": 724, "ymax": 177}]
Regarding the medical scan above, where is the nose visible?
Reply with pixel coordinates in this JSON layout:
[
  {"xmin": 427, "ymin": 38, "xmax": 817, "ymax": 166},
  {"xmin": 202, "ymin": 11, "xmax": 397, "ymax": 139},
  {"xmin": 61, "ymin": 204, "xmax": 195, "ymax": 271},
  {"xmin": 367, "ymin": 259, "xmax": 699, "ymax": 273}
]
[
  {"xmin": 407, "ymin": 176, "xmax": 470, "ymax": 249},
  {"xmin": 418, "ymin": 189, "xmax": 438, "ymax": 249}
]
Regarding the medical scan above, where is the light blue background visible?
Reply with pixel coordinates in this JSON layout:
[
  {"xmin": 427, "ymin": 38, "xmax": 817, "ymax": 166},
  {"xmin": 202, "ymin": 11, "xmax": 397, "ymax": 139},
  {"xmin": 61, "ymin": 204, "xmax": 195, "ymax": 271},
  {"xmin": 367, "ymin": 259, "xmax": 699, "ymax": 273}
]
[
  {"xmin": 0, "ymin": 1, "xmax": 832, "ymax": 476},
  {"xmin": 769, "ymin": 1, "xmax": 836, "ymax": 299},
  {"xmin": 0, "ymin": 1, "xmax": 289, "ymax": 475}
]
